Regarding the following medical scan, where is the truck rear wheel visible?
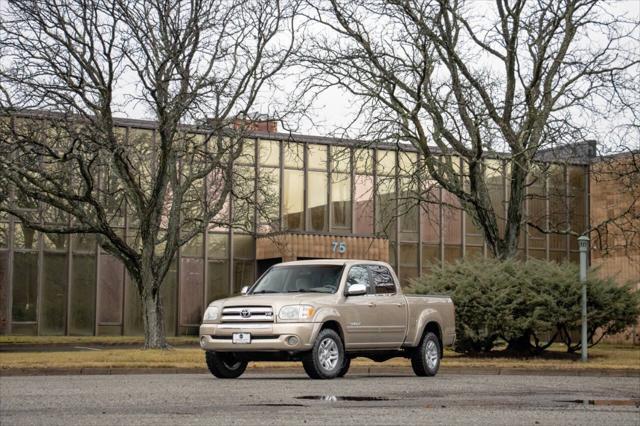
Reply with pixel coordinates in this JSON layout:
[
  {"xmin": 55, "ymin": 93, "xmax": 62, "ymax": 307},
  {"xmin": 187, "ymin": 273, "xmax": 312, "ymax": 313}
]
[
  {"xmin": 302, "ymin": 329, "xmax": 344, "ymax": 379},
  {"xmin": 411, "ymin": 332, "xmax": 441, "ymax": 377},
  {"xmin": 205, "ymin": 351, "xmax": 248, "ymax": 379}
]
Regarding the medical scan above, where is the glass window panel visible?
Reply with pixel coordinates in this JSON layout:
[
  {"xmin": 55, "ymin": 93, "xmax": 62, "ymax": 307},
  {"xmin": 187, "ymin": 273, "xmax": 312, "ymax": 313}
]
[
  {"xmin": 98, "ymin": 255, "xmax": 124, "ymax": 324},
  {"xmin": 237, "ymin": 139, "xmax": 256, "ymax": 165},
  {"xmin": 421, "ymin": 184, "xmax": 440, "ymax": 243},
  {"xmin": 568, "ymin": 166, "xmax": 587, "ymax": 249},
  {"xmin": 0, "ymin": 222, "xmax": 8, "ymax": 248},
  {"xmin": 207, "ymin": 233, "xmax": 228, "ymax": 259},
  {"xmin": 464, "ymin": 206, "xmax": 485, "ymax": 246},
  {"xmin": 0, "ymin": 252, "xmax": 9, "ymax": 334},
  {"xmin": 331, "ymin": 146, "xmax": 351, "ymax": 173},
  {"xmin": 549, "ymin": 250, "xmax": 567, "ymax": 263},
  {"xmin": 398, "ymin": 266, "xmax": 419, "ymax": 288},
  {"xmin": 376, "ymin": 176, "xmax": 396, "ymax": 236},
  {"xmin": 179, "ymin": 258, "xmax": 204, "ymax": 326},
  {"xmin": 41, "ymin": 252, "xmax": 67, "ymax": 335},
  {"xmin": 43, "ymin": 233, "xmax": 68, "ymax": 251},
  {"xmin": 399, "ymin": 151, "xmax": 418, "ymax": 176},
  {"xmin": 14, "ymin": 223, "xmax": 39, "ymax": 250},
  {"xmin": 484, "ymin": 159, "xmax": 504, "ymax": 185},
  {"xmin": 233, "ymin": 234, "xmax": 255, "ymax": 258},
  {"xmin": 548, "ymin": 165, "xmax": 568, "ymax": 250},
  {"xmin": 284, "ymin": 142, "xmax": 304, "ymax": 169},
  {"xmin": 399, "ymin": 177, "xmax": 419, "ymax": 236},
  {"xmin": 331, "ymin": 173, "xmax": 351, "ymax": 228},
  {"xmin": 400, "ymin": 243, "xmax": 418, "ymax": 266},
  {"xmin": 355, "ymin": 148, "xmax": 374, "ymax": 174},
  {"xmin": 207, "ymin": 260, "xmax": 229, "ymax": 303},
  {"xmin": 354, "ymin": 175, "xmax": 374, "ymax": 234},
  {"xmin": 73, "ymin": 234, "xmax": 96, "ymax": 253},
  {"xmin": 442, "ymin": 191, "xmax": 462, "ymax": 245},
  {"xmin": 377, "ymin": 149, "xmax": 396, "ymax": 176},
  {"xmin": 232, "ymin": 166, "xmax": 256, "ymax": 231},
  {"xmin": 12, "ymin": 252, "xmax": 38, "ymax": 322},
  {"xmin": 369, "ymin": 264, "xmax": 396, "ymax": 294},
  {"xmin": 527, "ymin": 170, "xmax": 547, "ymax": 249},
  {"xmin": 123, "ymin": 275, "xmax": 144, "ymax": 335},
  {"xmin": 421, "ymin": 244, "xmax": 440, "ymax": 273},
  {"xmin": 466, "ymin": 246, "xmax": 483, "ymax": 259},
  {"xmin": 234, "ymin": 260, "xmax": 254, "ymax": 293},
  {"xmin": 257, "ymin": 167, "xmax": 280, "ymax": 229},
  {"xmin": 444, "ymin": 245, "xmax": 462, "ymax": 263},
  {"xmin": 307, "ymin": 171, "xmax": 328, "ymax": 232},
  {"xmin": 181, "ymin": 233, "xmax": 203, "ymax": 257},
  {"xmin": 69, "ymin": 254, "xmax": 96, "ymax": 335},
  {"xmin": 308, "ymin": 144, "xmax": 328, "ymax": 170},
  {"xmin": 259, "ymin": 140, "xmax": 280, "ymax": 167},
  {"xmin": 346, "ymin": 265, "xmax": 371, "ymax": 293},
  {"xmin": 161, "ymin": 260, "xmax": 177, "ymax": 336},
  {"xmin": 283, "ymin": 170, "xmax": 304, "ymax": 230}
]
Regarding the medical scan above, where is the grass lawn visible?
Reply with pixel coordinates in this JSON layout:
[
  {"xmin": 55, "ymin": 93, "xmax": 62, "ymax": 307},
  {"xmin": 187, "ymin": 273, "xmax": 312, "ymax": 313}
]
[{"xmin": 0, "ymin": 340, "xmax": 637, "ymax": 371}]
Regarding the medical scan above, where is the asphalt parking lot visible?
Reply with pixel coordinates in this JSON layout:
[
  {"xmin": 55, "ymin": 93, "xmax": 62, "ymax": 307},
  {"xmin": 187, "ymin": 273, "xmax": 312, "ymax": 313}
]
[{"xmin": 1, "ymin": 371, "xmax": 638, "ymax": 425}]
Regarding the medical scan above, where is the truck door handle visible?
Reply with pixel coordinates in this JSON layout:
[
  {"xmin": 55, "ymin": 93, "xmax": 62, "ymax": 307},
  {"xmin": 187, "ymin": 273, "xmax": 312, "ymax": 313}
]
[
  {"xmin": 367, "ymin": 302, "xmax": 376, "ymax": 308},
  {"xmin": 395, "ymin": 303, "xmax": 403, "ymax": 307}
]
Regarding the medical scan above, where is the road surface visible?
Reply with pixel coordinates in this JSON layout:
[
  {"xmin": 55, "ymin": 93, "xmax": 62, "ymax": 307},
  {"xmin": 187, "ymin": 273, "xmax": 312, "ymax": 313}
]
[{"xmin": 1, "ymin": 371, "xmax": 638, "ymax": 425}]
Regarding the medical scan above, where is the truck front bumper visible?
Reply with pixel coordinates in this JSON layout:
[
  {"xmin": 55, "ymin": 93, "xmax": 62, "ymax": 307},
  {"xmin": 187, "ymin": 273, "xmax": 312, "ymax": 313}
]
[{"xmin": 199, "ymin": 322, "xmax": 322, "ymax": 352}]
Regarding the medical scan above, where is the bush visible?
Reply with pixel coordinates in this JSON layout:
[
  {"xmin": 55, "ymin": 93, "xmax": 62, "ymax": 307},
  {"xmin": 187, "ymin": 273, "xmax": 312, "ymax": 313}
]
[{"xmin": 408, "ymin": 258, "xmax": 640, "ymax": 354}]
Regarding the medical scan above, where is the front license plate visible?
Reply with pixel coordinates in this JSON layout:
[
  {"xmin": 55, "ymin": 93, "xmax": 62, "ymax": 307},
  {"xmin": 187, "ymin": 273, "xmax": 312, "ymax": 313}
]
[{"xmin": 232, "ymin": 333, "xmax": 251, "ymax": 344}]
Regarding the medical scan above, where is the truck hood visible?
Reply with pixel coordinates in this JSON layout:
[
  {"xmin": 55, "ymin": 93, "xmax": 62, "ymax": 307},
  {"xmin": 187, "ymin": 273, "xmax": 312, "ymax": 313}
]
[{"xmin": 211, "ymin": 293, "xmax": 338, "ymax": 312}]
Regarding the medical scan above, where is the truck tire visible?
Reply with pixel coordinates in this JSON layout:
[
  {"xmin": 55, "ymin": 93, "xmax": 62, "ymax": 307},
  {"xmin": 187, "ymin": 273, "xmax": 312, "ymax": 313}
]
[
  {"xmin": 205, "ymin": 351, "xmax": 248, "ymax": 379},
  {"xmin": 411, "ymin": 332, "xmax": 441, "ymax": 377},
  {"xmin": 337, "ymin": 356, "xmax": 351, "ymax": 378},
  {"xmin": 302, "ymin": 329, "xmax": 344, "ymax": 379}
]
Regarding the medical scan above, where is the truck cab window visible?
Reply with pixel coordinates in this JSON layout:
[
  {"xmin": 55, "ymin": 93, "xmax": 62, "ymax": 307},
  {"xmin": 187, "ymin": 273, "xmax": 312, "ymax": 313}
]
[
  {"xmin": 368, "ymin": 265, "xmax": 396, "ymax": 294},
  {"xmin": 346, "ymin": 265, "xmax": 371, "ymax": 294}
]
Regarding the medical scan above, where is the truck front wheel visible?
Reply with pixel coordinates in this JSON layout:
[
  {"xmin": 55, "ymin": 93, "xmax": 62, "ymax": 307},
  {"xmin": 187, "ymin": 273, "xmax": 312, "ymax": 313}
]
[
  {"xmin": 411, "ymin": 332, "xmax": 441, "ymax": 377},
  {"xmin": 205, "ymin": 351, "xmax": 248, "ymax": 379},
  {"xmin": 302, "ymin": 329, "xmax": 344, "ymax": 379}
]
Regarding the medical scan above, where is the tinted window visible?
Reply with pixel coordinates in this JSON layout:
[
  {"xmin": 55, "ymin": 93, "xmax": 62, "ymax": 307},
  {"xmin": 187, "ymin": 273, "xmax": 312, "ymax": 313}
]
[
  {"xmin": 369, "ymin": 265, "xmax": 396, "ymax": 294},
  {"xmin": 346, "ymin": 265, "xmax": 371, "ymax": 294}
]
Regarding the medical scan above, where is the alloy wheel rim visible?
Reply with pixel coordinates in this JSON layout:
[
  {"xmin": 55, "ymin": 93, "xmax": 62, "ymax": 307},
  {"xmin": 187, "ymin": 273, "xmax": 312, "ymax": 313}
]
[
  {"xmin": 318, "ymin": 338, "xmax": 339, "ymax": 371},
  {"xmin": 425, "ymin": 340, "xmax": 439, "ymax": 370}
]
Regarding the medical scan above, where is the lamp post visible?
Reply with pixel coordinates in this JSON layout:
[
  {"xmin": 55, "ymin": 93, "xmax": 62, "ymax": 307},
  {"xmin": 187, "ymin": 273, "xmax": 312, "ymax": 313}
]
[{"xmin": 578, "ymin": 235, "xmax": 589, "ymax": 362}]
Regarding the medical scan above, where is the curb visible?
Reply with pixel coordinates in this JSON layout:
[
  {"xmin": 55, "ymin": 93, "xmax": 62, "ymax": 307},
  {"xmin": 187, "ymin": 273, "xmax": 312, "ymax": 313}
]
[{"xmin": 1, "ymin": 365, "xmax": 638, "ymax": 378}]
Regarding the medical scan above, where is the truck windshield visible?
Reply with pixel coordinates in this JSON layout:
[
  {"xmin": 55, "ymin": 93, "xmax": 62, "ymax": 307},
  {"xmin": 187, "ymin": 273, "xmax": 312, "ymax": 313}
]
[{"xmin": 250, "ymin": 265, "xmax": 344, "ymax": 294}]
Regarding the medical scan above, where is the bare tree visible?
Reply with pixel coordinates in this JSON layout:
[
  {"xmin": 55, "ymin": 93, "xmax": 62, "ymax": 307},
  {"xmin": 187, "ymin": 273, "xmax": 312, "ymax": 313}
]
[
  {"xmin": 300, "ymin": 0, "xmax": 639, "ymax": 259},
  {"xmin": 0, "ymin": 0, "xmax": 298, "ymax": 348}
]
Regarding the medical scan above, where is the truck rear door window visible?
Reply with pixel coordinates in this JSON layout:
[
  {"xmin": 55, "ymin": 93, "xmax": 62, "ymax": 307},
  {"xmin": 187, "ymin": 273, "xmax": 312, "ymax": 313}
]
[{"xmin": 368, "ymin": 265, "xmax": 396, "ymax": 294}]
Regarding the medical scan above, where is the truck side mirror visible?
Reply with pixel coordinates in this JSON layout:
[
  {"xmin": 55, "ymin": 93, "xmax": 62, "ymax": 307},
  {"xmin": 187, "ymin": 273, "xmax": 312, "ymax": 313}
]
[
  {"xmin": 240, "ymin": 286, "xmax": 249, "ymax": 295},
  {"xmin": 347, "ymin": 283, "xmax": 367, "ymax": 296}
]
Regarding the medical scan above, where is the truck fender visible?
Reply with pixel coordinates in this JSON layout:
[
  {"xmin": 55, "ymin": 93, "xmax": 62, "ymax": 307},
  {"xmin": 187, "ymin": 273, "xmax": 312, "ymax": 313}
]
[
  {"xmin": 410, "ymin": 309, "xmax": 444, "ymax": 347},
  {"xmin": 310, "ymin": 307, "xmax": 344, "ymax": 345}
]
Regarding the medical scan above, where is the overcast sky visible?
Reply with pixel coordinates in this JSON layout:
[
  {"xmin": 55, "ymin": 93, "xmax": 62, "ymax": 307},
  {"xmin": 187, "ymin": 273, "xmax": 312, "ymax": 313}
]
[{"xmin": 1, "ymin": 0, "xmax": 638, "ymax": 144}]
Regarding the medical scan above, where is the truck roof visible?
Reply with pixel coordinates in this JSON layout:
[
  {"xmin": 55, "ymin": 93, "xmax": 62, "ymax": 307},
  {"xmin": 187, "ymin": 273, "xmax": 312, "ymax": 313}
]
[{"xmin": 274, "ymin": 259, "xmax": 391, "ymax": 267}]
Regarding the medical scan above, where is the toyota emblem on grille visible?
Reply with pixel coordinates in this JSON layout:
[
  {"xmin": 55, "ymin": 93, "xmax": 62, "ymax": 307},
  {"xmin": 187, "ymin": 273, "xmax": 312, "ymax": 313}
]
[{"xmin": 240, "ymin": 309, "xmax": 251, "ymax": 318}]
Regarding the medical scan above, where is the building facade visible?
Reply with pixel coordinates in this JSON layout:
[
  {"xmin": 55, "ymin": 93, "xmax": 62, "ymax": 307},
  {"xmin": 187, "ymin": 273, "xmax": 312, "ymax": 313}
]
[{"xmin": 0, "ymin": 116, "xmax": 592, "ymax": 336}]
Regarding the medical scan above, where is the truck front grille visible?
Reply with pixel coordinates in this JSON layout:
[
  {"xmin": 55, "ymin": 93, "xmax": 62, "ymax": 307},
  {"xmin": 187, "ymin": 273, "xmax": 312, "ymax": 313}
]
[{"xmin": 221, "ymin": 306, "xmax": 274, "ymax": 322}]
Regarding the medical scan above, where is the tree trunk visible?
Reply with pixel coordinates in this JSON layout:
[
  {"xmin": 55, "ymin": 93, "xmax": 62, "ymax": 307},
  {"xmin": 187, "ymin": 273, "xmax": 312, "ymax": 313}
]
[
  {"xmin": 506, "ymin": 334, "xmax": 535, "ymax": 354},
  {"xmin": 140, "ymin": 272, "xmax": 167, "ymax": 349}
]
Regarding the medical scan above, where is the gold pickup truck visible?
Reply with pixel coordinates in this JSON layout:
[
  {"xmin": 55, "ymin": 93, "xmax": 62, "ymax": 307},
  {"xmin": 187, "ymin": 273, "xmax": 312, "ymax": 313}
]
[{"xmin": 199, "ymin": 259, "xmax": 455, "ymax": 379}]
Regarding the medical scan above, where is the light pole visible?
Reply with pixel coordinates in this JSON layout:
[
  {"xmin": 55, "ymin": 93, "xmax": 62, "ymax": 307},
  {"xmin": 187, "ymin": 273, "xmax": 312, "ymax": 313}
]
[{"xmin": 578, "ymin": 235, "xmax": 589, "ymax": 362}]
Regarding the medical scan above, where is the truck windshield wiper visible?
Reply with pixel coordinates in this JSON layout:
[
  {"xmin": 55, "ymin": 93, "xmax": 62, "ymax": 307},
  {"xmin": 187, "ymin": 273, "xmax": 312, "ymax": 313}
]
[
  {"xmin": 252, "ymin": 290, "xmax": 281, "ymax": 294},
  {"xmin": 289, "ymin": 289, "xmax": 332, "ymax": 293}
]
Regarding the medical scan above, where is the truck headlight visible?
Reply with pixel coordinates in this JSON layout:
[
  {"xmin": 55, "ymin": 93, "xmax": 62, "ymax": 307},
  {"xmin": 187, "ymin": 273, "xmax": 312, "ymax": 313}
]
[
  {"xmin": 278, "ymin": 305, "xmax": 316, "ymax": 321},
  {"xmin": 203, "ymin": 306, "xmax": 220, "ymax": 322}
]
